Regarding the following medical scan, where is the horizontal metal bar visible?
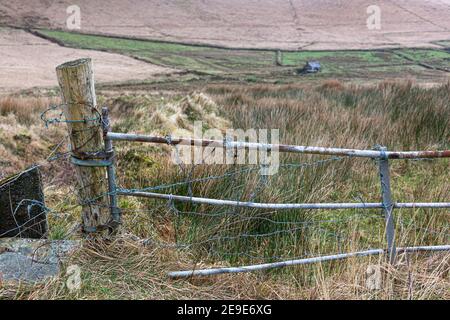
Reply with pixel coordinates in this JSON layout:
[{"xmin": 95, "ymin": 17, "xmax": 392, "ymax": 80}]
[
  {"xmin": 168, "ymin": 245, "xmax": 450, "ymax": 278},
  {"xmin": 395, "ymin": 203, "xmax": 450, "ymax": 208},
  {"xmin": 107, "ymin": 132, "xmax": 450, "ymax": 159},
  {"xmin": 117, "ymin": 190, "xmax": 450, "ymax": 210}
]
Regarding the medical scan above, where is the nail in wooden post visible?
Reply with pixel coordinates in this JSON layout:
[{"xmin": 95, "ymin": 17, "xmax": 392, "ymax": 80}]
[{"xmin": 56, "ymin": 58, "xmax": 110, "ymax": 234}]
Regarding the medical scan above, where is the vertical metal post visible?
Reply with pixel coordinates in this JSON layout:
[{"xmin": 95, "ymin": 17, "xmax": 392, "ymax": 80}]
[
  {"xmin": 378, "ymin": 146, "xmax": 396, "ymax": 264},
  {"xmin": 101, "ymin": 107, "xmax": 121, "ymax": 226}
]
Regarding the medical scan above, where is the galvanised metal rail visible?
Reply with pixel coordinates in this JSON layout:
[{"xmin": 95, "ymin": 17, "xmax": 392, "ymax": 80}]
[
  {"xmin": 168, "ymin": 245, "xmax": 450, "ymax": 278},
  {"xmin": 106, "ymin": 132, "xmax": 450, "ymax": 159},
  {"xmin": 116, "ymin": 190, "xmax": 450, "ymax": 210}
]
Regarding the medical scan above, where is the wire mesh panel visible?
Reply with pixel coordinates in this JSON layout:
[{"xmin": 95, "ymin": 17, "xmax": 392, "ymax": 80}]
[{"xmin": 113, "ymin": 140, "xmax": 449, "ymax": 276}]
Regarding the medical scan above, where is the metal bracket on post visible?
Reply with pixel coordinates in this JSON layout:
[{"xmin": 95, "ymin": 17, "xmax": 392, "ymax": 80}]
[
  {"xmin": 101, "ymin": 107, "xmax": 121, "ymax": 227},
  {"xmin": 377, "ymin": 146, "xmax": 396, "ymax": 264}
]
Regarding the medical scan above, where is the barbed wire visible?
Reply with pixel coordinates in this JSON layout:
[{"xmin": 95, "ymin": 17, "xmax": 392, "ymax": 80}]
[{"xmin": 40, "ymin": 103, "xmax": 101, "ymax": 128}]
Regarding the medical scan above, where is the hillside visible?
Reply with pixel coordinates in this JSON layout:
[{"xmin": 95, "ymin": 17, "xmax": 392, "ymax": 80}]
[{"xmin": 1, "ymin": 0, "xmax": 449, "ymax": 50}]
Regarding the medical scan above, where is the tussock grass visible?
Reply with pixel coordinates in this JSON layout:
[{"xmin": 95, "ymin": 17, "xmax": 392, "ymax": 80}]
[
  {"xmin": 0, "ymin": 96, "xmax": 64, "ymax": 178},
  {"xmin": 11, "ymin": 239, "xmax": 448, "ymax": 300},
  {"xmin": 207, "ymin": 81, "xmax": 449, "ymax": 150},
  {"xmin": 1, "ymin": 80, "xmax": 449, "ymax": 299},
  {"xmin": 0, "ymin": 96, "xmax": 50, "ymax": 124}
]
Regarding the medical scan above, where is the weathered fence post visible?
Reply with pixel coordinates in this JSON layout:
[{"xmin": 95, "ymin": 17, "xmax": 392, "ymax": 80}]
[
  {"xmin": 56, "ymin": 58, "xmax": 111, "ymax": 235},
  {"xmin": 377, "ymin": 146, "xmax": 396, "ymax": 264}
]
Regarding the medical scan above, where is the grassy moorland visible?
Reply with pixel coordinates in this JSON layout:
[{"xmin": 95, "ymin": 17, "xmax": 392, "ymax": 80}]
[
  {"xmin": 34, "ymin": 29, "xmax": 450, "ymax": 83},
  {"xmin": 0, "ymin": 80, "xmax": 449, "ymax": 299}
]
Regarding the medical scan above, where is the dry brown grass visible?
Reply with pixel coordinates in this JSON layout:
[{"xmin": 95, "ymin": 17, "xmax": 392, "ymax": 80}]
[
  {"xmin": 207, "ymin": 80, "xmax": 449, "ymax": 151},
  {"xmin": 1, "ymin": 81, "xmax": 449, "ymax": 300},
  {"xmin": 307, "ymin": 252, "xmax": 450, "ymax": 300},
  {"xmin": 7, "ymin": 238, "xmax": 448, "ymax": 300},
  {"xmin": 0, "ymin": 96, "xmax": 65, "ymax": 178},
  {"xmin": 0, "ymin": 96, "xmax": 50, "ymax": 124},
  {"xmin": 11, "ymin": 238, "xmax": 296, "ymax": 300}
]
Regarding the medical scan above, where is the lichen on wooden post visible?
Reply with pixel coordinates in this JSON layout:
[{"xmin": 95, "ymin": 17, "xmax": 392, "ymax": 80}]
[{"xmin": 56, "ymin": 58, "xmax": 110, "ymax": 234}]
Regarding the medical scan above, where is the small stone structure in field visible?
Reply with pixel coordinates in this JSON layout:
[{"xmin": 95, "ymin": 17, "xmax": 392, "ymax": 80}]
[{"xmin": 298, "ymin": 60, "xmax": 321, "ymax": 74}]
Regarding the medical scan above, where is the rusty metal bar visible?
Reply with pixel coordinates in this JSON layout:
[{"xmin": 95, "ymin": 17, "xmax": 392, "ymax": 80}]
[
  {"xmin": 116, "ymin": 190, "xmax": 450, "ymax": 210},
  {"xmin": 106, "ymin": 132, "xmax": 450, "ymax": 159}
]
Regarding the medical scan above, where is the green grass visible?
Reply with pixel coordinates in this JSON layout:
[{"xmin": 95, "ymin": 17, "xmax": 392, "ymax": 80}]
[
  {"xmin": 37, "ymin": 29, "xmax": 274, "ymax": 75},
  {"xmin": 282, "ymin": 50, "xmax": 409, "ymax": 76},
  {"xmin": 435, "ymin": 40, "xmax": 450, "ymax": 47},
  {"xmin": 395, "ymin": 49, "xmax": 450, "ymax": 70},
  {"xmin": 282, "ymin": 50, "xmax": 402, "ymax": 66},
  {"xmin": 35, "ymin": 29, "xmax": 450, "ymax": 81},
  {"xmin": 40, "ymin": 29, "xmax": 201, "ymax": 52}
]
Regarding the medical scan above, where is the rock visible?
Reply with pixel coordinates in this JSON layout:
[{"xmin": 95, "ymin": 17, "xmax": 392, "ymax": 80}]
[
  {"xmin": 0, "ymin": 166, "xmax": 47, "ymax": 238},
  {"xmin": 0, "ymin": 252, "xmax": 59, "ymax": 283},
  {"xmin": 0, "ymin": 238, "xmax": 80, "ymax": 284}
]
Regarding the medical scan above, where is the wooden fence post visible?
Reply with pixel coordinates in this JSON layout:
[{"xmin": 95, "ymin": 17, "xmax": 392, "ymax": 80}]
[{"xmin": 56, "ymin": 58, "xmax": 111, "ymax": 234}]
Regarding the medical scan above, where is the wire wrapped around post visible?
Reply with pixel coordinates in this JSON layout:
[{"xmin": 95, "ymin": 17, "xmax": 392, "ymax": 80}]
[{"xmin": 56, "ymin": 58, "xmax": 111, "ymax": 235}]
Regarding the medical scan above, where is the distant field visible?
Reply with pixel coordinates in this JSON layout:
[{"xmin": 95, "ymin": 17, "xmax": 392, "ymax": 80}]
[
  {"xmin": 436, "ymin": 40, "xmax": 450, "ymax": 47},
  {"xmin": 36, "ymin": 29, "xmax": 450, "ymax": 82},
  {"xmin": 0, "ymin": 28, "xmax": 175, "ymax": 92},
  {"xmin": 35, "ymin": 29, "xmax": 275, "ymax": 75},
  {"xmin": 395, "ymin": 49, "xmax": 450, "ymax": 71},
  {"xmin": 1, "ymin": 0, "xmax": 449, "ymax": 91},
  {"xmin": 0, "ymin": 27, "xmax": 447, "ymax": 93}
]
